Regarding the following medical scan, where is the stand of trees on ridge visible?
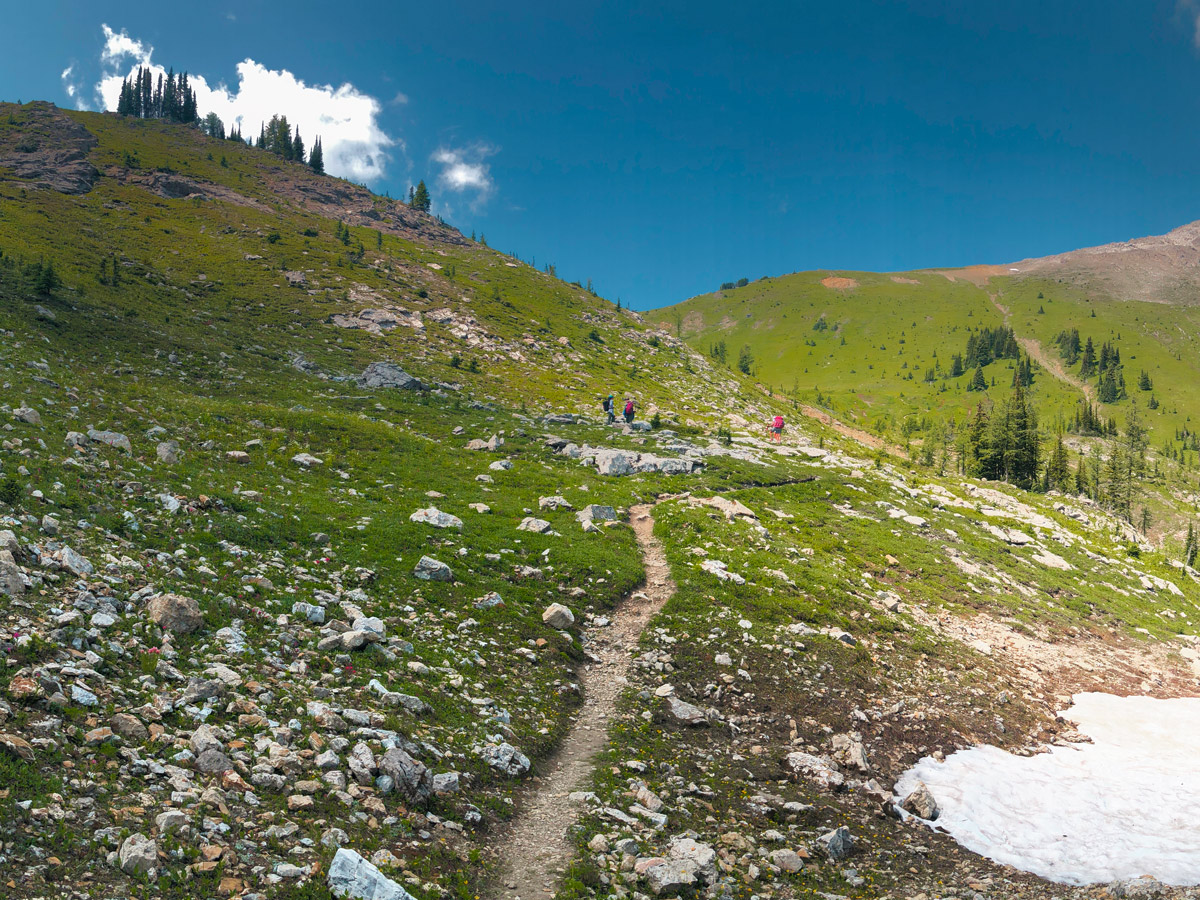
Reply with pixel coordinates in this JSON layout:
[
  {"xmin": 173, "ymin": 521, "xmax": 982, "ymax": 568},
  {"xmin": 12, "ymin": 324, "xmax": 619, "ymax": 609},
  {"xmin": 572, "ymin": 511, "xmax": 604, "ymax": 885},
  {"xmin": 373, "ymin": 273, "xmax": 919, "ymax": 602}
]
[{"xmin": 112, "ymin": 65, "xmax": 438, "ymax": 215}]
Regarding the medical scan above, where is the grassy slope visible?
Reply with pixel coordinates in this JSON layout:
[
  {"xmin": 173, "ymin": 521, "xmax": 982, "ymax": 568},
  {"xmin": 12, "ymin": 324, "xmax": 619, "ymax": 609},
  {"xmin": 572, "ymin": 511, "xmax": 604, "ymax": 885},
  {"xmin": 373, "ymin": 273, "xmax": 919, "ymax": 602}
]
[{"xmin": 1, "ymin": 103, "xmax": 1200, "ymax": 900}]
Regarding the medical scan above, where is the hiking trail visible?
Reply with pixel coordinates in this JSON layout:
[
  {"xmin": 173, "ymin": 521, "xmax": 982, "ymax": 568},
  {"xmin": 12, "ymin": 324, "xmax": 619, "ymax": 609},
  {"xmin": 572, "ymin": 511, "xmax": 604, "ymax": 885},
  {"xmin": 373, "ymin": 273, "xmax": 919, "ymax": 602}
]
[
  {"xmin": 496, "ymin": 503, "xmax": 675, "ymax": 899},
  {"xmin": 988, "ymin": 293, "xmax": 1096, "ymax": 403}
]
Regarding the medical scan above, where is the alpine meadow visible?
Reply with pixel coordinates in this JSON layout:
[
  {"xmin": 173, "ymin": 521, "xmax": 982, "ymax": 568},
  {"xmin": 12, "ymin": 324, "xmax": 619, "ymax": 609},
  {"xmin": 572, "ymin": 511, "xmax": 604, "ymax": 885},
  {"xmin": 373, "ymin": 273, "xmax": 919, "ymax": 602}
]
[{"xmin": 9, "ymin": 8, "xmax": 1200, "ymax": 900}]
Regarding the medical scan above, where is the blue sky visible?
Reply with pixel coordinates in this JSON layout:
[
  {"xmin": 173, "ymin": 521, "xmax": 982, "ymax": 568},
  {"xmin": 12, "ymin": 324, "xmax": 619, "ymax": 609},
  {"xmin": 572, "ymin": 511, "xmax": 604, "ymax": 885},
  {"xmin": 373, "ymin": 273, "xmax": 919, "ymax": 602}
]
[{"xmin": 6, "ymin": 2, "xmax": 1200, "ymax": 308}]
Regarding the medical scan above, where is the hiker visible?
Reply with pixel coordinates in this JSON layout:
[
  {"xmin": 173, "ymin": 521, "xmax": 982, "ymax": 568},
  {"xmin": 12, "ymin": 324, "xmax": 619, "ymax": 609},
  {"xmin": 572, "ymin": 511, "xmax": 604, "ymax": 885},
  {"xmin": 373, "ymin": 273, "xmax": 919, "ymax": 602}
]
[
  {"xmin": 623, "ymin": 397, "xmax": 635, "ymax": 425},
  {"xmin": 770, "ymin": 414, "xmax": 784, "ymax": 443},
  {"xmin": 602, "ymin": 393, "xmax": 615, "ymax": 424}
]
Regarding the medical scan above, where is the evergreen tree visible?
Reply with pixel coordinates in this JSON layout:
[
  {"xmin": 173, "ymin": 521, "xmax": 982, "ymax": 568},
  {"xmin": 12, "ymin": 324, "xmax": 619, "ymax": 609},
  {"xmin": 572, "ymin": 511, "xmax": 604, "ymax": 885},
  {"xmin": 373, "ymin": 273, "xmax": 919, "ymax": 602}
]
[
  {"xmin": 1185, "ymin": 523, "xmax": 1198, "ymax": 568},
  {"xmin": 308, "ymin": 137, "xmax": 325, "ymax": 174},
  {"xmin": 1046, "ymin": 435, "xmax": 1072, "ymax": 491},
  {"xmin": 411, "ymin": 180, "xmax": 431, "ymax": 212},
  {"xmin": 1080, "ymin": 337, "xmax": 1096, "ymax": 377},
  {"xmin": 202, "ymin": 112, "xmax": 225, "ymax": 140},
  {"xmin": 1138, "ymin": 370, "xmax": 1153, "ymax": 391},
  {"xmin": 968, "ymin": 365, "xmax": 987, "ymax": 392},
  {"xmin": 950, "ymin": 353, "xmax": 964, "ymax": 377},
  {"xmin": 292, "ymin": 128, "xmax": 305, "ymax": 165},
  {"xmin": 737, "ymin": 345, "xmax": 754, "ymax": 375},
  {"xmin": 34, "ymin": 260, "xmax": 60, "ymax": 297}
]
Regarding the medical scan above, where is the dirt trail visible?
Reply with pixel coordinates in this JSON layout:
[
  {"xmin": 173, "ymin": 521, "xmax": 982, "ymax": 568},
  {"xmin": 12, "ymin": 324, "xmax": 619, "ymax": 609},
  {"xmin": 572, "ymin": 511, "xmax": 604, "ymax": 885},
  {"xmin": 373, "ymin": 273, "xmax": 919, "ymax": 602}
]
[
  {"xmin": 796, "ymin": 404, "xmax": 908, "ymax": 458},
  {"xmin": 987, "ymin": 293, "xmax": 1096, "ymax": 403},
  {"xmin": 496, "ymin": 503, "xmax": 675, "ymax": 899}
]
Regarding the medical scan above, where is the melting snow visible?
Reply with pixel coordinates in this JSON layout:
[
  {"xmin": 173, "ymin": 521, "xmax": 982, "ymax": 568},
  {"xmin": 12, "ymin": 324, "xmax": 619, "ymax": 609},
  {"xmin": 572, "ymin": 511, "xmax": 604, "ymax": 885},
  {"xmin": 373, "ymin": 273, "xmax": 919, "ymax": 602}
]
[{"xmin": 895, "ymin": 693, "xmax": 1200, "ymax": 885}]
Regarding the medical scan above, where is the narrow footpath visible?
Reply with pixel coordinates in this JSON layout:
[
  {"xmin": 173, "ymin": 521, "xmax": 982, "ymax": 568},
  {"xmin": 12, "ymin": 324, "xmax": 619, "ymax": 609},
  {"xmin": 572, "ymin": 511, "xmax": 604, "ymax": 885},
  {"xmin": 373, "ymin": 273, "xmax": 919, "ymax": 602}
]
[{"xmin": 497, "ymin": 503, "xmax": 675, "ymax": 899}]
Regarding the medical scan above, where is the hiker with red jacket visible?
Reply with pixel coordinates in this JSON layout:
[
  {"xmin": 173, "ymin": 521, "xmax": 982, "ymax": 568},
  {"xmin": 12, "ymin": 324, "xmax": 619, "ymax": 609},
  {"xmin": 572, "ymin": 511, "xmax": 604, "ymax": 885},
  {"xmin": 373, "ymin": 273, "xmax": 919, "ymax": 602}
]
[
  {"xmin": 771, "ymin": 414, "xmax": 784, "ymax": 443},
  {"xmin": 623, "ymin": 397, "xmax": 635, "ymax": 425}
]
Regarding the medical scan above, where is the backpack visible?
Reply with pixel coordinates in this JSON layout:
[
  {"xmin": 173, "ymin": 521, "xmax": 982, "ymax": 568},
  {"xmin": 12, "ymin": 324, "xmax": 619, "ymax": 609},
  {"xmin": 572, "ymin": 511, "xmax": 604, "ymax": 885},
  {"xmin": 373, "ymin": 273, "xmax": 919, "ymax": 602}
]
[
  {"xmin": 625, "ymin": 400, "xmax": 634, "ymax": 415},
  {"xmin": 773, "ymin": 416, "xmax": 784, "ymax": 428}
]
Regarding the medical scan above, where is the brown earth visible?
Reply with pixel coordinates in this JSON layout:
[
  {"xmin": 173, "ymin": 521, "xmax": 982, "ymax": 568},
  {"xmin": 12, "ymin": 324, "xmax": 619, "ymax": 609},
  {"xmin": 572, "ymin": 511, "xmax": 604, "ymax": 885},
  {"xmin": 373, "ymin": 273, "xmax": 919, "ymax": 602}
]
[
  {"xmin": 496, "ymin": 503, "xmax": 675, "ymax": 900},
  {"xmin": 820, "ymin": 275, "xmax": 859, "ymax": 289},
  {"xmin": 0, "ymin": 102, "xmax": 98, "ymax": 194}
]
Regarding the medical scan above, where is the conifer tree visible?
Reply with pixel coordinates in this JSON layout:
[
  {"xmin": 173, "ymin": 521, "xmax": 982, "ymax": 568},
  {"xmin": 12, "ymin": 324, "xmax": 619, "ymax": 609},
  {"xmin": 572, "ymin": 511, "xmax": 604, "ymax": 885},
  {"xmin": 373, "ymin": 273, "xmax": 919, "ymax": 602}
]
[
  {"xmin": 411, "ymin": 180, "xmax": 431, "ymax": 212},
  {"xmin": 308, "ymin": 137, "xmax": 324, "ymax": 174},
  {"xmin": 968, "ymin": 365, "xmax": 987, "ymax": 392}
]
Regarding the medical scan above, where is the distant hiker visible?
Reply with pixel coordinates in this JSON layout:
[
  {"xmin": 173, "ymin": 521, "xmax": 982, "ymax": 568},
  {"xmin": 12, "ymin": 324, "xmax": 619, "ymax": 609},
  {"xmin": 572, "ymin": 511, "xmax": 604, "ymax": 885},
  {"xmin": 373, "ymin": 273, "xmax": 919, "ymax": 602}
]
[
  {"xmin": 624, "ymin": 398, "xmax": 635, "ymax": 424},
  {"xmin": 771, "ymin": 414, "xmax": 784, "ymax": 443},
  {"xmin": 602, "ymin": 394, "xmax": 615, "ymax": 424}
]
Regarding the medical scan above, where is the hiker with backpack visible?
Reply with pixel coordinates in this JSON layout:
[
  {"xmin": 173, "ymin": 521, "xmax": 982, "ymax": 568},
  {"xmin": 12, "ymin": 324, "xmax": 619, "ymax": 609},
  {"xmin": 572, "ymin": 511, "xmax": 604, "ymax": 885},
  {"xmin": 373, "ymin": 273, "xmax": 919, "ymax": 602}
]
[
  {"xmin": 623, "ymin": 398, "xmax": 635, "ymax": 425},
  {"xmin": 602, "ymin": 394, "xmax": 615, "ymax": 424},
  {"xmin": 770, "ymin": 414, "xmax": 784, "ymax": 443}
]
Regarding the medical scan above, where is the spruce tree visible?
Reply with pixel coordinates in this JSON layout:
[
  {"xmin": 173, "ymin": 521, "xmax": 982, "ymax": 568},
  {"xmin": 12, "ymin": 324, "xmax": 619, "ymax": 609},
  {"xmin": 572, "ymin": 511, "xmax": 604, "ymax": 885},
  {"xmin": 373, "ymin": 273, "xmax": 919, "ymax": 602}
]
[
  {"xmin": 411, "ymin": 180, "xmax": 431, "ymax": 212},
  {"xmin": 968, "ymin": 365, "xmax": 987, "ymax": 392},
  {"xmin": 292, "ymin": 129, "xmax": 305, "ymax": 164},
  {"xmin": 308, "ymin": 138, "xmax": 325, "ymax": 174}
]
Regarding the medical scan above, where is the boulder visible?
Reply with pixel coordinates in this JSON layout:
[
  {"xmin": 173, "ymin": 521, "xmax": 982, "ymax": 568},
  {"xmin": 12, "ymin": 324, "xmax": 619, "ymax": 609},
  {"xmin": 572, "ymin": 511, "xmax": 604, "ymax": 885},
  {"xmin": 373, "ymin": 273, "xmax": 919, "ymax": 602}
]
[
  {"xmin": 292, "ymin": 452, "xmax": 324, "ymax": 467},
  {"xmin": 412, "ymin": 556, "xmax": 452, "ymax": 582},
  {"xmin": 542, "ymin": 603, "xmax": 575, "ymax": 629},
  {"xmin": 664, "ymin": 696, "xmax": 708, "ymax": 726},
  {"xmin": 900, "ymin": 782, "xmax": 940, "ymax": 820},
  {"xmin": 327, "ymin": 848, "xmax": 418, "ymax": 900},
  {"xmin": 409, "ymin": 507, "xmax": 463, "ymax": 530},
  {"xmin": 378, "ymin": 748, "xmax": 432, "ymax": 802},
  {"xmin": 87, "ymin": 428, "xmax": 131, "ymax": 453},
  {"xmin": 518, "ymin": 517, "xmax": 553, "ymax": 533},
  {"xmin": 0, "ymin": 732, "xmax": 35, "ymax": 761},
  {"xmin": 12, "ymin": 407, "xmax": 41, "ymax": 425},
  {"xmin": 642, "ymin": 858, "xmax": 700, "ymax": 896},
  {"xmin": 782, "ymin": 751, "xmax": 844, "ymax": 791},
  {"xmin": 817, "ymin": 825, "xmax": 854, "ymax": 861},
  {"xmin": 156, "ymin": 440, "xmax": 180, "ymax": 464},
  {"xmin": 118, "ymin": 833, "xmax": 158, "ymax": 876},
  {"xmin": 481, "ymin": 742, "xmax": 530, "ymax": 776},
  {"xmin": 147, "ymin": 593, "xmax": 203, "ymax": 634},
  {"xmin": 358, "ymin": 362, "xmax": 423, "ymax": 391},
  {"xmin": 577, "ymin": 504, "xmax": 618, "ymax": 523},
  {"xmin": 593, "ymin": 448, "xmax": 637, "ymax": 476}
]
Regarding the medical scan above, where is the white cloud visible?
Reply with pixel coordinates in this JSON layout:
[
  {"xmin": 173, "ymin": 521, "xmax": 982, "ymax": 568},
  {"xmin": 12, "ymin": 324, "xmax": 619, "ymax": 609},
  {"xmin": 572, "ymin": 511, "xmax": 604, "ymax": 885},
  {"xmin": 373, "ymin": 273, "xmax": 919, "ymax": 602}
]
[
  {"xmin": 1179, "ymin": 1, "xmax": 1200, "ymax": 47},
  {"xmin": 88, "ymin": 24, "xmax": 398, "ymax": 184},
  {"xmin": 432, "ymin": 144, "xmax": 497, "ymax": 211}
]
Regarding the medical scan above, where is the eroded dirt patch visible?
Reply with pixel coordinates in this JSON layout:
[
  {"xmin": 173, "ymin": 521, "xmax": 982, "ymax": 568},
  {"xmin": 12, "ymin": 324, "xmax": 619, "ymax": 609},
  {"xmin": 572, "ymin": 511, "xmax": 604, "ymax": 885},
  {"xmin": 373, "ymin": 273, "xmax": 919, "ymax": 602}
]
[{"xmin": 821, "ymin": 275, "xmax": 859, "ymax": 290}]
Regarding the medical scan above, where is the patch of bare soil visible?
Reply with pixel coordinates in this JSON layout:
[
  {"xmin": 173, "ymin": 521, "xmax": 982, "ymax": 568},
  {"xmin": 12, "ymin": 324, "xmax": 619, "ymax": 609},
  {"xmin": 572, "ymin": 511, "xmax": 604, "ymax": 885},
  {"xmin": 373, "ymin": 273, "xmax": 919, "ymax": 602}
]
[
  {"xmin": 908, "ymin": 606, "xmax": 1200, "ymax": 704},
  {"xmin": 0, "ymin": 101, "xmax": 98, "ymax": 194},
  {"xmin": 932, "ymin": 264, "xmax": 1006, "ymax": 286},
  {"xmin": 496, "ymin": 504, "xmax": 675, "ymax": 900},
  {"xmin": 820, "ymin": 275, "xmax": 859, "ymax": 289},
  {"xmin": 890, "ymin": 276, "xmax": 921, "ymax": 284},
  {"xmin": 797, "ymin": 404, "xmax": 908, "ymax": 457}
]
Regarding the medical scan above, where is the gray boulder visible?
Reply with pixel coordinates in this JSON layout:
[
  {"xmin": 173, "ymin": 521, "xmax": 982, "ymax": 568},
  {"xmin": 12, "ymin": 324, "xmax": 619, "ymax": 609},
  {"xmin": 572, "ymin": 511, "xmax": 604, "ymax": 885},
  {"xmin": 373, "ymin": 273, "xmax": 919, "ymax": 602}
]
[
  {"xmin": 118, "ymin": 833, "xmax": 158, "ymax": 876},
  {"xmin": 664, "ymin": 696, "xmax": 708, "ymax": 726},
  {"xmin": 409, "ymin": 507, "xmax": 463, "ymax": 530},
  {"xmin": 817, "ymin": 825, "xmax": 854, "ymax": 861},
  {"xmin": 413, "ymin": 556, "xmax": 452, "ymax": 582},
  {"xmin": 378, "ymin": 748, "xmax": 433, "ymax": 802},
  {"xmin": 87, "ymin": 428, "xmax": 132, "ymax": 453},
  {"xmin": 358, "ymin": 362, "xmax": 423, "ymax": 391},
  {"xmin": 328, "ymin": 848, "xmax": 418, "ymax": 900}
]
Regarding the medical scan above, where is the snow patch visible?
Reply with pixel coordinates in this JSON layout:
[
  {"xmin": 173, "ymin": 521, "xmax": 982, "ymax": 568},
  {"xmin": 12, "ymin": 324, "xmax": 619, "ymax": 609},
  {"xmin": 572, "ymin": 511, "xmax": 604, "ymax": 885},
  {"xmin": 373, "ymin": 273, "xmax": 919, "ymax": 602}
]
[{"xmin": 895, "ymin": 693, "xmax": 1200, "ymax": 885}]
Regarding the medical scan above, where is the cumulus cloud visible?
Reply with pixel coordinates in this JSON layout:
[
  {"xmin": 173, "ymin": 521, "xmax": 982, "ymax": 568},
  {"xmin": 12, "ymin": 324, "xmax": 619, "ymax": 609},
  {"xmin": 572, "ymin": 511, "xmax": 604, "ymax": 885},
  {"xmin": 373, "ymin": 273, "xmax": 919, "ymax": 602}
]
[
  {"xmin": 1179, "ymin": 1, "xmax": 1200, "ymax": 47},
  {"xmin": 432, "ymin": 144, "xmax": 497, "ymax": 210},
  {"xmin": 88, "ymin": 25, "xmax": 398, "ymax": 183}
]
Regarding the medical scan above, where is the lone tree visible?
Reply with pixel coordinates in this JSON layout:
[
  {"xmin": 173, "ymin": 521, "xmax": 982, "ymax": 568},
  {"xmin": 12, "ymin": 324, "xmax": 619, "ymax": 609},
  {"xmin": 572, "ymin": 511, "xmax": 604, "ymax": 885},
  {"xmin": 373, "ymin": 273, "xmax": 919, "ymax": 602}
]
[
  {"xmin": 411, "ymin": 180, "xmax": 431, "ymax": 212},
  {"xmin": 308, "ymin": 137, "xmax": 324, "ymax": 174}
]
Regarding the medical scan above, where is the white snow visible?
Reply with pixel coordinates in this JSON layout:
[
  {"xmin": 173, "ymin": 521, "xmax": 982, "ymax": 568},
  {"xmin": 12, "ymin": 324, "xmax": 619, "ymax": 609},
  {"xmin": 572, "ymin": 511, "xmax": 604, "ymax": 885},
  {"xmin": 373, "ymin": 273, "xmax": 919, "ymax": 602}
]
[{"xmin": 894, "ymin": 692, "xmax": 1200, "ymax": 885}]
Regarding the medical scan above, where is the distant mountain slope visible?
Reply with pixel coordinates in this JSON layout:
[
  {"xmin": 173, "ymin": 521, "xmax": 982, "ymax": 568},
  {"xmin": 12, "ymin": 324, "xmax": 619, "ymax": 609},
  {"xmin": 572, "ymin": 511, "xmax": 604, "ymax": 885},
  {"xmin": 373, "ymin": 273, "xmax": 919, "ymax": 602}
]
[{"xmin": 1007, "ymin": 218, "xmax": 1200, "ymax": 305}]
